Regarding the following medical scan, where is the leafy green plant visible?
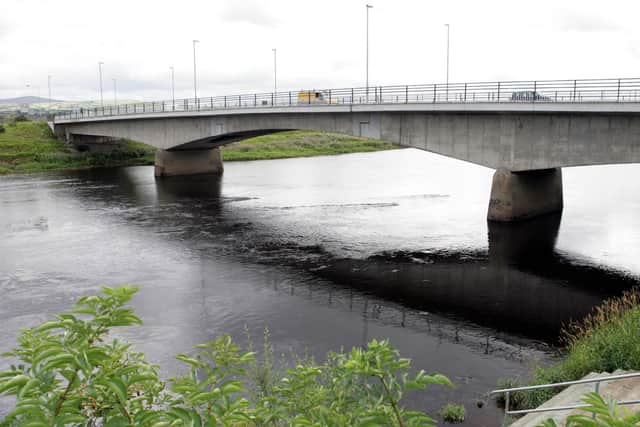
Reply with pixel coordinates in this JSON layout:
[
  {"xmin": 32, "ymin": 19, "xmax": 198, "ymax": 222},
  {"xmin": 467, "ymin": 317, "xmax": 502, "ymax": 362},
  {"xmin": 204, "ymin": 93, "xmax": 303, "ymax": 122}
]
[
  {"xmin": 537, "ymin": 392, "xmax": 640, "ymax": 427},
  {"xmin": 439, "ymin": 403, "xmax": 466, "ymax": 423},
  {"xmin": 0, "ymin": 285, "xmax": 453, "ymax": 426},
  {"xmin": 0, "ymin": 124, "xmax": 5, "ymax": 133}
]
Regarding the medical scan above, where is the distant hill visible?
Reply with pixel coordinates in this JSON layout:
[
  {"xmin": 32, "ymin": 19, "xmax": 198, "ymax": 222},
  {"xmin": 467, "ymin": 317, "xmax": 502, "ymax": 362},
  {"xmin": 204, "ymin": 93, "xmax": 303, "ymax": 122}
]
[{"xmin": 0, "ymin": 96, "xmax": 62, "ymax": 104}]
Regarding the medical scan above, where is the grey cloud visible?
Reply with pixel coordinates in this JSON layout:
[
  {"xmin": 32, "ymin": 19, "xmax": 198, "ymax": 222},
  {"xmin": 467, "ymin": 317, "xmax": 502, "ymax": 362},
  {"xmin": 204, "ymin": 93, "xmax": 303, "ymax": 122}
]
[
  {"xmin": 553, "ymin": 10, "xmax": 618, "ymax": 32},
  {"xmin": 219, "ymin": 0, "xmax": 279, "ymax": 28}
]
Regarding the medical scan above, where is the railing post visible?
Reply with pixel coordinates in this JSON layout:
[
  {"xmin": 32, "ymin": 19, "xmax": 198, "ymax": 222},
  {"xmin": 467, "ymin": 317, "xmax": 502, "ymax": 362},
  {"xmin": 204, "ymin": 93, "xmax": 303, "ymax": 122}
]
[
  {"xmin": 573, "ymin": 80, "xmax": 577, "ymax": 102},
  {"xmin": 351, "ymin": 88, "xmax": 354, "ymax": 104},
  {"xmin": 289, "ymin": 91, "xmax": 291, "ymax": 105},
  {"xmin": 464, "ymin": 83, "xmax": 468, "ymax": 102},
  {"xmin": 271, "ymin": 92, "xmax": 274, "ymax": 106},
  {"xmin": 533, "ymin": 81, "xmax": 537, "ymax": 103},
  {"xmin": 405, "ymin": 85, "xmax": 408, "ymax": 104},
  {"xmin": 329, "ymin": 89, "xmax": 332, "ymax": 104},
  {"xmin": 617, "ymin": 78, "xmax": 621, "ymax": 102},
  {"xmin": 433, "ymin": 84, "xmax": 437, "ymax": 103},
  {"xmin": 184, "ymin": 99, "xmax": 187, "ymax": 111},
  {"xmin": 503, "ymin": 392, "xmax": 510, "ymax": 427},
  {"xmin": 162, "ymin": 101, "xmax": 165, "ymax": 112}
]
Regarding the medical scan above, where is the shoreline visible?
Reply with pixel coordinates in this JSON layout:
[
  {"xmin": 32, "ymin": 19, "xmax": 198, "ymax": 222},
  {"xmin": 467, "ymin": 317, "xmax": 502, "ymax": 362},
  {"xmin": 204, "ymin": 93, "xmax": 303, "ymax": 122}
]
[{"xmin": 0, "ymin": 122, "xmax": 398, "ymax": 175}]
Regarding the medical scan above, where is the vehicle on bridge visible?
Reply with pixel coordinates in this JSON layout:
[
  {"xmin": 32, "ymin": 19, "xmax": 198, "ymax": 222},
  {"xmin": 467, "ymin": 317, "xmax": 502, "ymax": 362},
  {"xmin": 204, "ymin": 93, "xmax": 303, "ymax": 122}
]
[
  {"xmin": 510, "ymin": 91, "xmax": 551, "ymax": 101},
  {"xmin": 297, "ymin": 90, "xmax": 334, "ymax": 104}
]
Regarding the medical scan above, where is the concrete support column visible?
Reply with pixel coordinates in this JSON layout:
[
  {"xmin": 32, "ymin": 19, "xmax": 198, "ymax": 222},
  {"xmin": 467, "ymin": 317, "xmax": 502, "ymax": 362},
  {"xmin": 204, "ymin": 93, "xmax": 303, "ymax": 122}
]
[
  {"xmin": 487, "ymin": 168, "xmax": 563, "ymax": 222},
  {"xmin": 154, "ymin": 148, "xmax": 223, "ymax": 177}
]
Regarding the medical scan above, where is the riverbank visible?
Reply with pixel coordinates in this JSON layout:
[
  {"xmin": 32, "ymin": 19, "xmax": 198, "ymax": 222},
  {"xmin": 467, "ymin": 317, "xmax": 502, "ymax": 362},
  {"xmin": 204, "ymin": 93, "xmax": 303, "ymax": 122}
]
[
  {"xmin": 221, "ymin": 130, "xmax": 397, "ymax": 161},
  {"xmin": 499, "ymin": 288, "xmax": 640, "ymax": 410},
  {"xmin": 0, "ymin": 121, "xmax": 398, "ymax": 175},
  {"xmin": 0, "ymin": 120, "xmax": 155, "ymax": 174}
]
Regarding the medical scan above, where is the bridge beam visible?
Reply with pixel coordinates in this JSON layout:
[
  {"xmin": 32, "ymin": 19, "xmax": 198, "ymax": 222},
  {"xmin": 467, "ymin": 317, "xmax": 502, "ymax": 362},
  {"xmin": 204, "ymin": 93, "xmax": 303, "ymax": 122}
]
[
  {"xmin": 154, "ymin": 148, "xmax": 223, "ymax": 177},
  {"xmin": 487, "ymin": 168, "xmax": 563, "ymax": 222}
]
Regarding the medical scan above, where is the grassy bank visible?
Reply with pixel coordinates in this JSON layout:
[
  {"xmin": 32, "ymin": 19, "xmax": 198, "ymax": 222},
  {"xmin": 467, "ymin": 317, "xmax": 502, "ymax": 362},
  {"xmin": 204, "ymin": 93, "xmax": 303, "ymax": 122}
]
[
  {"xmin": 499, "ymin": 288, "xmax": 640, "ymax": 410},
  {"xmin": 0, "ymin": 121, "xmax": 398, "ymax": 175},
  {"xmin": 0, "ymin": 120, "xmax": 154, "ymax": 174},
  {"xmin": 221, "ymin": 130, "xmax": 398, "ymax": 161}
]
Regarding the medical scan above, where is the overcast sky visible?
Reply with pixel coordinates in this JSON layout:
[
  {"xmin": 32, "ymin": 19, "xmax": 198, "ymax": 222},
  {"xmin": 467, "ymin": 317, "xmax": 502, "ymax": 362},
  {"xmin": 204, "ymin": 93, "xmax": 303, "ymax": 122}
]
[{"xmin": 1, "ymin": 0, "xmax": 639, "ymax": 102}]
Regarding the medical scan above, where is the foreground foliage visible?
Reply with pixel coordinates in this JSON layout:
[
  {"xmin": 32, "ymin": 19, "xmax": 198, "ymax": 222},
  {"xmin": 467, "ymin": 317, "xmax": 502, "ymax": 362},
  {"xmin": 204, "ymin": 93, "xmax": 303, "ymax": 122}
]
[
  {"xmin": 538, "ymin": 392, "xmax": 640, "ymax": 427},
  {"xmin": 498, "ymin": 288, "xmax": 640, "ymax": 410},
  {"xmin": 0, "ymin": 286, "xmax": 452, "ymax": 426}
]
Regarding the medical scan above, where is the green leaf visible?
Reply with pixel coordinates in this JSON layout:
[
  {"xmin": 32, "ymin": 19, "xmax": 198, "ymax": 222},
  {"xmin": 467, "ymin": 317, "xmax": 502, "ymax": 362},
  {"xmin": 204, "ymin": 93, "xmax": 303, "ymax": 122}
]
[{"xmin": 105, "ymin": 377, "xmax": 128, "ymax": 403}]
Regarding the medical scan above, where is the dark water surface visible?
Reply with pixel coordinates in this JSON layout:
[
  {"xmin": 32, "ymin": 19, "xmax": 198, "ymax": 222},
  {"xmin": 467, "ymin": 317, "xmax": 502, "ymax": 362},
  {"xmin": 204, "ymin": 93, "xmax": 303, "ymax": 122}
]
[{"xmin": 1, "ymin": 148, "xmax": 640, "ymax": 425}]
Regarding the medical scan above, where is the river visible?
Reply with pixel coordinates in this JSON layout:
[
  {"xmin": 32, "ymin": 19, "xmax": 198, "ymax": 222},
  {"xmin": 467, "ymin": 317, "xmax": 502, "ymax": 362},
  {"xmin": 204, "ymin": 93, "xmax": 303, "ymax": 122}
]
[{"xmin": 1, "ymin": 148, "xmax": 639, "ymax": 425}]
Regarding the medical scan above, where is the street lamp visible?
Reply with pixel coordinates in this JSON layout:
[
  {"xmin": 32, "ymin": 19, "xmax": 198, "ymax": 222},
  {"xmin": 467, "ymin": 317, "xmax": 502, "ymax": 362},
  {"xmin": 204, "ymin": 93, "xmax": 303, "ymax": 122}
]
[
  {"xmin": 445, "ymin": 24, "xmax": 450, "ymax": 99},
  {"xmin": 98, "ymin": 61, "xmax": 104, "ymax": 107},
  {"xmin": 272, "ymin": 48, "xmax": 277, "ymax": 96},
  {"xmin": 169, "ymin": 66, "xmax": 175, "ymax": 107},
  {"xmin": 192, "ymin": 40, "xmax": 199, "ymax": 101},
  {"xmin": 113, "ymin": 78, "xmax": 117, "ymax": 106},
  {"xmin": 366, "ymin": 4, "xmax": 373, "ymax": 101},
  {"xmin": 47, "ymin": 75, "xmax": 52, "ymax": 107}
]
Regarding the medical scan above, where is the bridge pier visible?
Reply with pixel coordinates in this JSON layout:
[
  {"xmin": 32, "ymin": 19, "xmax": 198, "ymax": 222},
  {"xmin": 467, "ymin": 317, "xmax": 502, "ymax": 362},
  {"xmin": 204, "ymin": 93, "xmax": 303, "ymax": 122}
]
[
  {"xmin": 154, "ymin": 148, "xmax": 223, "ymax": 177},
  {"xmin": 487, "ymin": 168, "xmax": 563, "ymax": 222}
]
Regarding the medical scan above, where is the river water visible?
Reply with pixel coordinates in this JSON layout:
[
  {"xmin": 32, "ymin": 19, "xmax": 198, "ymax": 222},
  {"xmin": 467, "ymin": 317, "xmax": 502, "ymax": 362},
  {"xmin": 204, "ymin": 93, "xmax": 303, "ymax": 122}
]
[{"xmin": 1, "ymin": 148, "xmax": 640, "ymax": 425}]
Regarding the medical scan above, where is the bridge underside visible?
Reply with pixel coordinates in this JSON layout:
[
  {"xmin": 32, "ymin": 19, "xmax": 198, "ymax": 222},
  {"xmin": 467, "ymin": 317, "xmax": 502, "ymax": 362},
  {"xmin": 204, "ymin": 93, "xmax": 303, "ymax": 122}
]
[{"xmin": 54, "ymin": 108, "xmax": 640, "ymax": 221}]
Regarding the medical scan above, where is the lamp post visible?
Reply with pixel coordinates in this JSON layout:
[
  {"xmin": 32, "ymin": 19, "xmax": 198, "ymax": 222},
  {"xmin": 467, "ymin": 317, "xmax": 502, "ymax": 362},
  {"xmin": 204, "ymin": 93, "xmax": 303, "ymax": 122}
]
[
  {"xmin": 113, "ymin": 78, "xmax": 117, "ymax": 106},
  {"xmin": 445, "ymin": 24, "xmax": 450, "ymax": 100},
  {"xmin": 192, "ymin": 40, "xmax": 199, "ymax": 101},
  {"xmin": 98, "ymin": 61, "xmax": 104, "ymax": 107},
  {"xmin": 47, "ymin": 75, "xmax": 52, "ymax": 108},
  {"xmin": 366, "ymin": 4, "xmax": 373, "ymax": 102},
  {"xmin": 169, "ymin": 66, "xmax": 175, "ymax": 107},
  {"xmin": 272, "ymin": 48, "xmax": 277, "ymax": 96}
]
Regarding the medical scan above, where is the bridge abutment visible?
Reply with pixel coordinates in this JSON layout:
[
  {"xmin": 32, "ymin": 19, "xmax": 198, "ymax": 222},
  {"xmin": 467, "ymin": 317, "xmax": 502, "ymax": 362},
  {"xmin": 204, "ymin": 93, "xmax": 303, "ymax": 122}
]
[
  {"xmin": 154, "ymin": 148, "xmax": 223, "ymax": 177},
  {"xmin": 487, "ymin": 168, "xmax": 563, "ymax": 222}
]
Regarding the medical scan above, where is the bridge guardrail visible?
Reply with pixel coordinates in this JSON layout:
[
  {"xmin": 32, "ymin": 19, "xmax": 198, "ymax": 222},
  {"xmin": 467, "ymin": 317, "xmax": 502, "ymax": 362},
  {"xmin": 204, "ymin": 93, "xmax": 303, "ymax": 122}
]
[{"xmin": 53, "ymin": 77, "xmax": 640, "ymax": 122}]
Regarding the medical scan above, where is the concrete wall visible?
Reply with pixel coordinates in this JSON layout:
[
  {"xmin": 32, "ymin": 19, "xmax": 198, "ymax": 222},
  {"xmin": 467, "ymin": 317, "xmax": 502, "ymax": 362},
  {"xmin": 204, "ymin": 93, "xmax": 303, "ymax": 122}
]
[{"xmin": 55, "ymin": 108, "xmax": 640, "ymax": 171}]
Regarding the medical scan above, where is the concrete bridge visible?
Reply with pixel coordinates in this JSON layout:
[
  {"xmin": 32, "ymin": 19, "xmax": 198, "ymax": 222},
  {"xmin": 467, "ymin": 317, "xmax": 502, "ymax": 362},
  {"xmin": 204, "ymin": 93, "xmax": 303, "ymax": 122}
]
[{"xmin": 52, "ymin": 78, "xmax": 640, "ymax": 222}]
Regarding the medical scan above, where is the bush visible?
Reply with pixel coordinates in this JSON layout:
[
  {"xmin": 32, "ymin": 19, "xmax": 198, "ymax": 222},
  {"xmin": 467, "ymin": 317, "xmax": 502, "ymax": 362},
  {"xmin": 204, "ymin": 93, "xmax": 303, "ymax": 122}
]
[
  {"xmin": 439, "ymin": 403, "xmax": 466, "ymax": 423},
  {"xmin": 12, "ymin": 114, "xmax": 29, "ymax": 123},
  {"xmin": 0, "ymin": 124, "xmax": 5, "ymax": 133},
  {"xmin": 0, "ymin": 285, "xmax": 453, "ymax": 426}
]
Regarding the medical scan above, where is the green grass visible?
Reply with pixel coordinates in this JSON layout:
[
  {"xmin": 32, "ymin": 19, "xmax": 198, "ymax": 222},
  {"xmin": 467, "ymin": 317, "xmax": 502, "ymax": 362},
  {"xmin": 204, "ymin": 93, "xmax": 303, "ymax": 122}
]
[
  {"xmin": 497, "ymin": 288, "xmax": 640, "ymax": 411},
  {"xmin": 221, "ymin": 130, "xmax": 398, "ymax": 161},
  {"xmin": 0, "ymin": 120, "xmax": 154, "ymax": 174},
  {"xmin": 0, "ymin": 122, "xmax": 398, "ymax": 175},
  {"xmin": 439, "ymin": 403, "xmax": 466, "ymax": 423}
]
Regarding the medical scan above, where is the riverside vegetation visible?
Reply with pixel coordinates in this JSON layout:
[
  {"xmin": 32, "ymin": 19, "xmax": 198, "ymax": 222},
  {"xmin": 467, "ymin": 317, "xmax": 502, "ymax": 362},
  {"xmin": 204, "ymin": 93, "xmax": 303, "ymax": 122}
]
[
  {"xmin": 0, "ymin": 285, "xmax": 453, "ymax": 426},
  {"xmin": 497, "ymin": 288, "xmax": 640, "ymax": 412},
  {"xmin": 0, "ymin": 119, "xmax": 397, "ymax": 175}
]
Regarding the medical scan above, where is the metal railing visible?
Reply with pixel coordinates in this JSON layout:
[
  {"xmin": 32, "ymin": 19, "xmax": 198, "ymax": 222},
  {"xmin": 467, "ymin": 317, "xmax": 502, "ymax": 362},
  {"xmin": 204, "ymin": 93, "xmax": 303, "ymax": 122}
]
[
  {"xmin": 490, "ymin": 372, "xmax": 640, "ymax": 426},
  {"xmin": 53, "ymin": 77, "xmax": 640, "ymax": 122}
]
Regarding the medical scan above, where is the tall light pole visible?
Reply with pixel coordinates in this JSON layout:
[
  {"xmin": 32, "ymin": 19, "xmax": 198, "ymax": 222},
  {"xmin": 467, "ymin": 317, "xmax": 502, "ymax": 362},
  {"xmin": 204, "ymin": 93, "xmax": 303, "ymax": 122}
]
[
  {"xmin": 169, "ymin": 66, "xmax": 175, "ymax": 106},
  {"xmin": 272, "ymin": 48, "xmax": 277, "ymax": 95},
  {"xmin": 366, "ymin": 4, "xmax": 373, "ymax": 101},
  {"xmin": 192, "ymin": 40, "xmax": 199, "ymax": 100},
  {"xmin": 98, "ymin": 61, "xmax": 104, "ymax": 107},
  {"xmin": 47, "ymin": 75, "xmax": 52, "ymax": 108},
  {"xmin": 112, "ymin": 78, "xmax": 117, "ymax": 106},
  {"xmin": 445, "ymin": 24, "xmax": 450, "ymax": 99}
]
